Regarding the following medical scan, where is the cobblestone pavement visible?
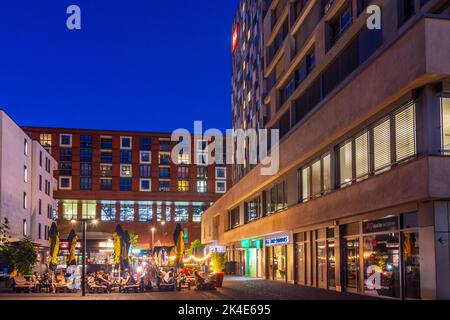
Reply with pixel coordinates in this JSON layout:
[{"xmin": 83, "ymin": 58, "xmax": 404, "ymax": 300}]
[{"xmin": 0, "ymin": 276, "xmax": 377, "ymax": 300}]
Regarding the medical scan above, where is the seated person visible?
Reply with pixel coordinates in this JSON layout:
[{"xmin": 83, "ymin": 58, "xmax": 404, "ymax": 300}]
[
  {"xmin": 96, "ymin": 270, "xmax": 111, "ymax": 292},
  {"xmin": 42, "ymin": 271, "xmax": 56, "ymax": 293}
]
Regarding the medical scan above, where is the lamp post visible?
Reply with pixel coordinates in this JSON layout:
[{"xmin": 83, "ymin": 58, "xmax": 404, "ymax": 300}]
[
  {"xmin": 161, "ymin": 221, "xmax": 166, "ymax": 246},
  {"xmin": 150, "ymin": 227, "xmax": 155, "ymax": 252},
  {"xmin": 71, "ymin": 218, "xmax": 98, "ymax": 297}
]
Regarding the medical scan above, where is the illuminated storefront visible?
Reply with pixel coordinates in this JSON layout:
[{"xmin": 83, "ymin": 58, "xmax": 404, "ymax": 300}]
[
  {"xmin": 241, "ymin": 239, "xmax": 263, "ymax": 278},
  {"xmin": 265, "ymin": 235, "xmax": 289, "ymax": 282}
]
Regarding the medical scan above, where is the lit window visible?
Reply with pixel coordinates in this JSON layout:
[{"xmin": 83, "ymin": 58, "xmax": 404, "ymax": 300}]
[
  {"xmin": 138, "ymin": 201, "xmax": 153, "ymax": 222},
  {"xmin": 197, "ymin": 166, "xmax": 208, "ymax": 179},
  {"xmin": 395, "ymin": 104, "xmax": 416, "ymax": 162},
  {"xmin": 59, "ymin": 177, "xmax": 72, "ymax": 190},
  {"xmin": 159, "ymin": 152, "xmax": 171, "ymax": 164},
  {"xmin": 120, "ymin": 202, "xmax": 134, "ymax": 221},
  {"xmin": 24, "ymin": 166, "xmax": 28, "ymax": 183},
  {"xmin": 159, "ymin": 180, "xmax": 170, "ymax": 192},
  {"xmin": 24, "ymin": 139, "xmax": 28, "ymax": 156},
  {"xmin": 197, "ymin": 180, "xmax": 207, "ymax": 193},
  {"xmin": 40, "ymin": 133, "xmax": 52, "ymax": 147},
  {"xmin": 140, "ymin": 179, "xmax": 151, "ymax": 191},
  {"xmin": 178, "ymin": 180, "xmax": 189, "ymax": 192},
  {"xmin": 177, "ymin": 153, "xmax": 190, "ymax": 165},
  {"xmin": 60, "ymin": 134, "xmax": 72, "ymax": 147},
  {"xmin": 215, "ymin": 181, "xmax": 226, "ymax": 193},
  {"xmin": 100, "ymin": 164, "xmax": 112, "ymax": 177},
  {"xmin": 63, "ymin": 200, "xmax": 78, "ymax": 220},
  {"xmin": 101, "ymin": 201, "xmax": 116, "ymax": 221},
  {"xmin": 174, "ymin": 203, "xmax": 189, "ymax": 222},
  {"xmin": 120, "ymin": 136, "xmax": 132, "ymax": 149},
  {"xmin": 120, "ymin": 164, "xmax": 132, "ymax": 177},
  {"xmin": 81, "ymin": 201, "xmax": 96, "ymax": 219},
  {"xmin": 339, "ymin": 141, "xmax": 353, "ymax": 187},
  {"xmin": 442, "ymin": 98, "xmax": 450, "ymax": 154}
]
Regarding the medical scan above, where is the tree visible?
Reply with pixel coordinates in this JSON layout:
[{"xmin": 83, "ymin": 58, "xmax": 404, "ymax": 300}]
[
  {"xmin": 11, "ymin": 237, "xmax": 38, "ymax": 275},
  {"xmin": 0, "ymin": 218, "xmax": 11, "ymax": 245},
  {"xmin": 187, "ymin": 240, "xmax": 204, "ymax": 257}
]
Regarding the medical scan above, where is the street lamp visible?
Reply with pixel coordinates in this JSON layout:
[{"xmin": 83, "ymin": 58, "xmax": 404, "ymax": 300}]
[
  {"xmin": 71, "ymin": 218, "xmax": 98, "ymax": 297},
  {"xmin": 161, "ymin": 221, "xmax": 166, "ymax": 246},
  {"xmin": 150, "ymin": 227, "xmax": 156, "ymax": 252}
]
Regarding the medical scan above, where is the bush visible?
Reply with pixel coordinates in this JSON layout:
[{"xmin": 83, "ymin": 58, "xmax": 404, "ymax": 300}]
[
  {"xmin": 210, "ymin": 252, "xmax": 226, "ymax": 273},
  {"xmin": 0, "ymin": 237, "xmax": 38, "ymax": 275}
]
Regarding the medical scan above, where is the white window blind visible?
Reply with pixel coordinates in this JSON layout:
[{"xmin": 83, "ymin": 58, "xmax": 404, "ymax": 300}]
[
  {"xmin": 322, "ymin": 154, "xmax": 331, "ymax": 193},
  {"xmin": 355, "ymin": 132, "xmax": 369, "ymax": 181},
  {"xmin": 339, "ymin": 141, "xmax": 353, "ymax": 186},
  {"xmin": 302, "ymin": 167, "xmax": 310, "ymax": 201},
  {"xmin": 373, "ymin": 119, "xmax": 391, "ymax": 173},
  {"xmin": 395, "ymin": 103, "xmax": 416, "ymax": 162},
  {"xmin": 311, "ymin": 160, "xmax": 321, "ymax": 197}
]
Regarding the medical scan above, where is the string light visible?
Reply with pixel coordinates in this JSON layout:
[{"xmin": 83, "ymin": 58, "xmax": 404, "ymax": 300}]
[{"xmin": 168, "ymin": 253, "xmax": 212, "ymax": 263}]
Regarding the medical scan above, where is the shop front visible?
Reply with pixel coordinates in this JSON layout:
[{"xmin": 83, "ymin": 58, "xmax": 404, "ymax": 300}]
[
  {"xmin": 265, "ymin": 234, "xmax": 289, "ymax": 282},
  {"xmin": 241, "ymin": 239, "xmax": 263, "ymax": 278}
]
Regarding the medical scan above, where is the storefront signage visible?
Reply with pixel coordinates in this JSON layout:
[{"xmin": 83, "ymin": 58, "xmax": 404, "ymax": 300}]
[
  {"xmin": 363, "ymin": 216, "xmax": 398, "ymax": 234},
  {"xmin": 241, "ymin": 239, "xmax": 263, "ymax": 249},
  {"xmin": 265, "ymin": 236, "xmax": 289, "ymax": 247},
  {"xmin": 232, "ymin": 24, "xmax": 239, "ymax": 55}
]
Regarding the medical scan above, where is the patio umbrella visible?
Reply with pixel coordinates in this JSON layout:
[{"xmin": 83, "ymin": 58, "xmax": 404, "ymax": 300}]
[
  {"xmin": 66, "ymin": 229, "xmax": 78, "ymax": 266},
  {"xmin": 48, "ymin": 222, "xmax": 60, "ymax": 271},
  {"xmin": 173, "ymin": 224, "xmax": 185, "ymax": 268},
  {"xmin": 122, "ymin": 230, "xmax": 131, "ymax": 269},
  {"xmin": 113, "ymin": 224, "xmax": 124, "ymax": 267}
]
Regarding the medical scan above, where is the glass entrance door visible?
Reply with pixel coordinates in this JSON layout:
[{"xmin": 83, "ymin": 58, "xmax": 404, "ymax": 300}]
[
  {"xmin": 344, "ymin": 238, "xmax": 360, "ymax": 291},
  {"xmin": 296, "ymin": 243, "xmax": 306, "ymax": 285}
]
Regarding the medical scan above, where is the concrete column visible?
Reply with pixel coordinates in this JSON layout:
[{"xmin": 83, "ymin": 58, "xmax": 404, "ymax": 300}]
[
  {"xmin": 335, "ymin": 224, "xmax": 344, "ymax": 292},
  {"xmin": 115, "ymin": 201, "xmax": 120, "ymax": 222},
  {"xmin": 416, "ymin": 85, "xmax": 442, "ymax": 156},
  {"xmin": 433, "ymin": 202, "xmax": 450, "ymax": 299}
]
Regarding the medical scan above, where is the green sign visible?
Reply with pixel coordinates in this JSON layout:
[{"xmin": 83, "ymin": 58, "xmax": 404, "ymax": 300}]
[{"xmin": 241, "ymin": 239, "xmax": 262, "ymax": 249}]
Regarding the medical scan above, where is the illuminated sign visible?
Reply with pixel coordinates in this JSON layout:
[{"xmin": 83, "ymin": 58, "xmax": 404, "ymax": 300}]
[
  {"xmin": 265, "ymin": 236, "xmax": 289, "ymax": 247},
  {"xmin": 241, "ymin": 239, "xmax": 263, "ymax": 249},
  {"xmin": 232, "ymin": 24, "xmax": 239, "ymax": 55}
]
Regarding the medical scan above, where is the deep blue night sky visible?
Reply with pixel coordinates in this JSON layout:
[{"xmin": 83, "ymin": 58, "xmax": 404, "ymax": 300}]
[{"xmin": 0, "ymin": 0, "xmax": 239, "ymax": 133}]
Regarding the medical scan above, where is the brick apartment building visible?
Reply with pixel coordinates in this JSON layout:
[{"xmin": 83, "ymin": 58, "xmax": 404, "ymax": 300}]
[{"xmin": 23, "ymin": 127, "xmax": 231, "ymax": 254}]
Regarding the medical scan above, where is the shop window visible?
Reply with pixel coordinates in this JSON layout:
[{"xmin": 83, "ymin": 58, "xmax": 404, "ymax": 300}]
[
  {"xmin": 403, "ymin": 232, "xmax": 421, "ymax": 299},
  {"xmin": 81, "ymin": 201, "xmax": 96, "ymax": 220},
  {"xmin": 174, "ymin": 203, "xmax": 189, "ymax": 222},
  {"xmin": 101, "ymin": 201, "xmax": 116, "ymax": 221},
  {"xmin": 138, "ymin": 202, "xmax": 153, "ymax": 222},
  {"xmin": 63, "ymin": 200, "xmax": 78, "ymax": 220},
  {"xmin": 120, "ymin": 202, "xmax": 134, "ymax": 221}
]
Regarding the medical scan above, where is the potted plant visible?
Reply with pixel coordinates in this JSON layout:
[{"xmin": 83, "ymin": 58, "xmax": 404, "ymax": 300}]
[{"xmin": 210, "ymin": 252, "xmax": 226, "ymax": 288}]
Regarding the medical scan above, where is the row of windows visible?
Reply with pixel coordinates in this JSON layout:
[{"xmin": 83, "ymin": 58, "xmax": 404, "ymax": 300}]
[
  {"xmin": 59, "ymin": 176, "xmax": 227, "ymax": 193},
  {"xmin": 62, "ymin": 200, "xmax": 209, "ymax": 223}
]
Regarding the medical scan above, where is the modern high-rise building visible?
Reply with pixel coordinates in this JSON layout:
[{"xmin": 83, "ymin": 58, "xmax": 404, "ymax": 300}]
[
  {"xmin": 22, "ymin": 126, "xmax": 231, "ymax": 261},
  {"xmin": 0, "ymin": 110, "xmax": 58, "ymax": 272},
  {"xmin": 202, "ymin": 0, "xmax": 450, "ymax": 299}
]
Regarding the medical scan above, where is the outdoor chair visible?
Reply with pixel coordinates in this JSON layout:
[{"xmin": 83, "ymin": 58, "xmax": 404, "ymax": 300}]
[
  {"xmin": 12, "ymin": 276, "xmax": 35, "ymax": 293},
  {"xmin": 55, "ymin": 274, "xmax": 70, "ymax": 293}
]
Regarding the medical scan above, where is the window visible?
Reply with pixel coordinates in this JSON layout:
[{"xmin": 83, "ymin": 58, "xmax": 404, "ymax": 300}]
[
  {"xmin": 60, "ymin": 134, "xmax": 72, "ymax": 146},
  {"xmin": 80, "ymin": 163, "xmax": 92, "ymax": 176},
  {"xmin": 80, "ymin": 135, "xmax": 92, "ymax": 148},
  {"xmin": 229, "ymin": 207, "xmax": 240, "ymax": 229},
  {"xmin": 262, "ymin": 181, "xmax": 287, "ymax": 215},
  {"xmin": 139, "ymin": 137, "xmax": 152, "ymax": 151},
  {"xmin": 299, "ymin": 153, "xmax": 331, "ymax": 202},
  {"xmin": 140, "ymin": 165, "xmax": 151, "ymax": 178},
  {"xmin": 81, "ymin": 201, "xmax": 96, "ymax": 219},
  {"xmin": 120, "ymin": 202, "xmax": 134, "ymax": 221},
  {"xmin": 339, "ymin": 141, "xmax": 353, "ymax": 187},
  {"xmin": 120, "ymin": 150, "xmax": 132, "ymax": 164},
  {"xmin": 40, "ymin": 133, "xmax": 52, "ymax": 147},
  {"xmin": 174, "ymin": 203, "xmax": 189, "ymax": 222},
  {"xmin": 395, "ymin": 104, "xmax": 416, "ymax": 162},
  {"xmin": 39, "ymin": 151, "xmax": 43, "ymax": 167},
  {"xmin": 159, "ymin": 152, "xmax": 171, "ymax": 164},
  {"xmin": 442, "ymin": 98, "xmax": 450, "ymax": 154},
  {"xmin": 39, "ymin": 175, "xmax": 42, "ymax": 191},
  {"xmin": 329, "ymin": 3, "xmax": 352, "ymax": 46},
  {"xmin": 178, "ymin": 166, "xmax": 189, "ymax": 179},
  {"xmin": 59, "ymin": 177, "xmax": 72, "ymax": 190},
  {"xmin": 24, "ymin": 166, "xmax": 28, "ymax": 183},
  {"xmin": 398, "ymin": 0, "xmax": 415, "ymax": 27},
  {"xmin": 373, "ymin": 118, "xmax": 391, "ymax": 173},
  {"xmin": 140, "ymin": 151, "xmax": 151, "ymax": 164},
  {"xmin": 156, "ymin": 203, "xmax": 163, "ymax": 221},
  {"xmin": 120, "ymin": 178, "xmax": 132, "ymax": 191},
  {"xmin": 244, "ymin": 197, "xmax": 260, "ymax": 223},
  {"xmin": 159, "ymin": 167, "xmax": 170, "ymax": 178},
  {"xmin": 100, "ymin": 164, "xmax": 112, "ymax": 177},
  {"xmin": 100, "ymin": 178, "xmax": 113, "ymax": 190},
  {"xmin": 215, "ymin": 181, "xmax": 227, "ymax": 193},
  {"xmin": 80, "ymin": 177, "xmax": 92, "ymax": 190},
  {"xmin": 80, "ymin": 149, "xmax": 92, "ymax": 162},
  {"xmin": 140, "ymin": 179, "xmax": 151, "ymax": 191},
  {"xmin": 159, "ymin": 180, "xmax": 170, "ymax": 192},
  {"xmin": 197, "ymin": 180, "xmax": 207, "ymax": 193},
  {"xmin": 120, "ymin": 136, "xmax": 132, "ymax": 149},
  {"xmin": 215, "ymin": 167, "xmax": 226, "ymax": 179},
  {"xmin": 101, "ymin": 201, "xmax": 116, "ymax": 221},
  {"xmin": 138, "ymin": 202, "xmax": 153, "ymax": 222},
  {"xmin": 165, "ymin": 204, "xmax": 172, "ymax": 222},
  {"xmin": 38, "ymin": 223, "xmax": 41, "ymax": 239},
  {"xmin": 178, "ymin": 153, "xmax": 190, "ymax": 165},
  {"xmin": 23, "ymin": 219, "xmax": 27, "ymax": 236},
  {"xmin": 355, "ymin": 132, "xmax": 369, "ymax": 181},
  {"xmin": 59, "ymin": 148, "xmax": 72, "ymax": 161},
  {"xmin": 22, "ymin": 192, "xmax": 27, "ymax": 209},
  {"xmin": 192, "ymin": 204, "xmax": 206, "ymax": 223},
  {"xmin": 100, "ymin": 151, "xmax": 113, "ymax": 163},
  {"xmin": 178, "ymin": 180, "xmax": 189, "ymax": 192},
  {"xmin": 63, "ymin": 200, "xmax": 78, "ymax": 220},
  {"xmin": 120, "ymin": 165, "xmax": 132, "ymax": 177},
  {"xmin": 100, "ymin": 137, "xmax": 113, "ymax": 149},
  {"xmin": 197, "ymin": 166, "xmax": 208, "ymax": 179},
  {"xmin": 159, "ymin": 139, "xmax": 171, "ymax": 151},
  {"xmin": 38, "ymin": 199, "xmax": 42, "ymax": 215}
]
